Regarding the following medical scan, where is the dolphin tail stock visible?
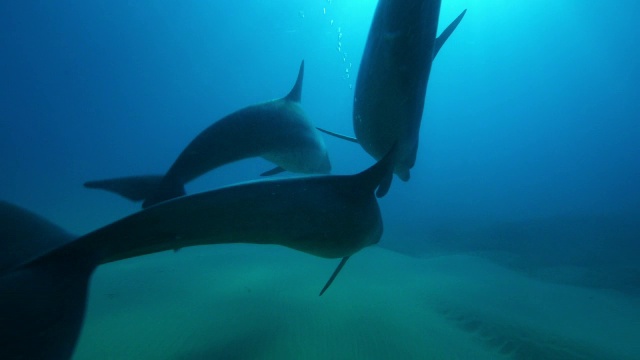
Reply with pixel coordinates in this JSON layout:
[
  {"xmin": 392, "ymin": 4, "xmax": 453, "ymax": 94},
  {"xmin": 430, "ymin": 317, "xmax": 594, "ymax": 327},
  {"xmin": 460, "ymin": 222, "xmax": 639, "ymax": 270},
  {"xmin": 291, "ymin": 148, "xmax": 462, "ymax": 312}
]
[
  {"xmin": 316, "ymin": 127, "xmax": 359, "ymax": 143},
  {"xmin": 141, "ymin": 178, "xmax": 186, "ymax": 209},
  {"xmin": 0, "ymin": 201, "xmax": 99, "ymax": 359},
  {"xmin": 84, "ymin": 175, "xmax": 164, "ymax": 202},
  {"xmin": 355, "ymin": 143, "xmax": 398, "ymax": 198},
  {"xmin": 433, "ymin": 9, "xmax": 467, "ymax": 58},
  {"xmin": 260, "ymin": 166, "xmax": 286, "ymax": 177},
  {"xmin": 284, "ymin": 60, "xmax": 305, "ymax": 103},
  {"xmin": 319, "ymin": 256, "xmax": 350, "ymax": 296}
]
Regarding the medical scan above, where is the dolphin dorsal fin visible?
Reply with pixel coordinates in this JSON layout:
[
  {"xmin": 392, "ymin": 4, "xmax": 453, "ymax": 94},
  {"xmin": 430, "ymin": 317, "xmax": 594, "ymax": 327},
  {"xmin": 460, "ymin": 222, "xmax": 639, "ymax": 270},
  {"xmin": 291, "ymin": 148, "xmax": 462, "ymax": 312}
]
[
  {"xmin": 284, "ymin": 60, "xmax": 305, "ymax": 102},
  {"xmin": 434, "ymin": 9, "xmax": 467, "ymax": 58},
  {"xmin": 356, "ymin": 143, "xmax": 397, "ymax": 198}
]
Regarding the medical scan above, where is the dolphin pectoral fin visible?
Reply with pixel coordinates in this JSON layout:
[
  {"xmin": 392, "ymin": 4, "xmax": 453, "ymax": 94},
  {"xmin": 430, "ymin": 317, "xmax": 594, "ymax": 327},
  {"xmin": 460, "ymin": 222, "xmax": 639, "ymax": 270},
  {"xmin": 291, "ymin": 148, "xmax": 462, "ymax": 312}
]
[
  {"xmin": 260, "ymin": 166, "xmax": 286, "ymax": 177},
  {"xmin": 84, "ymin": 175, "xmax": 164, "ymax": 202},
  {"xmin": 316, "ymin": 127, "xmax": 359, "ymax": 143},
  {"xmin": 376, "ymin": 170, "xmax": 394, "ymax": 198},
  {"xmin": 284, "ymin": 60, "xmax": 305, "ymax": 103},
  {"xmin": 319, "ymin": 256, "xmax": 350, "ymax": 296},
  {"xmin": 433, "ymin": 9, "xmax": 467, "ymax": 58}
]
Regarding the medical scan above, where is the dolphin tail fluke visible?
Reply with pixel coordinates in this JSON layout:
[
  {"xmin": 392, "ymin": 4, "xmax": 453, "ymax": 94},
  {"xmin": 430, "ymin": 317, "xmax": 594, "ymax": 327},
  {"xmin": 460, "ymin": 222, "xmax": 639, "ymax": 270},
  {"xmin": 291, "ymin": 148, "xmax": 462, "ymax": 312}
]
[
  {"xmin": 316, "ymin": 127, "xmax": 359, "ymax": 143},
  {"xmin": 319, "ymin": 256, "xmax": 350, "ymax": 296},
  {"xmin": 433, "ymin": 9, "xmax": 467, "ymax": 58},
  {"xmin": 356, "ymin": 143, "xmax": 397, "ymax": 198},
  {"xmin": 0, "ymin": 202, "xmax": 98, "ymax": 359},
  {"xmin": 284, "ymin": 60, "xmax": 305, "ymax": 103},
  {"xmin": 84, "ymin": 175, "xmax": 164, "ymax": 202}
]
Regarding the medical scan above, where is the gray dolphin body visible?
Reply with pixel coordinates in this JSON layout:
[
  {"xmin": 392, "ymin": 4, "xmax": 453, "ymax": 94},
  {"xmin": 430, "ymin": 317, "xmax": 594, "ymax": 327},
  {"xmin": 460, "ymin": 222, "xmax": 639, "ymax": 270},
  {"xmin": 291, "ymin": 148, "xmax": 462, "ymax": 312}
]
[
  {"xmin": 0, "ymin": 151, "xmax": 393, "ymax": 360},
  {"xmin": 85, "ymin": 60, "xmax": 330, "ymax": 208},
  {"xmin": 353, "ymin": 0, "xmax": 466, "ymax": 180}
]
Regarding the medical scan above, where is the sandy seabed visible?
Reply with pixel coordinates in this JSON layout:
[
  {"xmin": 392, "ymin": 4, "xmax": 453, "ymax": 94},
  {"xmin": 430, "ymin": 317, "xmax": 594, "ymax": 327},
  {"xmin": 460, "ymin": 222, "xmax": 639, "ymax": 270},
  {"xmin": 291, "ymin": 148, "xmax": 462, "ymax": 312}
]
[{"xmin": 73, "ymin": 244, "xmax": 640, "ymax": 360}]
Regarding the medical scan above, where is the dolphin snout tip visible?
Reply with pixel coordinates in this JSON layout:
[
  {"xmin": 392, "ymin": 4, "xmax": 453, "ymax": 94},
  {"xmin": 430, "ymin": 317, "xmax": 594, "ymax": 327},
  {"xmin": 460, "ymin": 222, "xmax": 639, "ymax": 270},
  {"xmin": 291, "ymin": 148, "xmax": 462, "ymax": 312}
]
[{"xmin": 396, "ymin": 168, "xmax": 410, "ymax": 181}]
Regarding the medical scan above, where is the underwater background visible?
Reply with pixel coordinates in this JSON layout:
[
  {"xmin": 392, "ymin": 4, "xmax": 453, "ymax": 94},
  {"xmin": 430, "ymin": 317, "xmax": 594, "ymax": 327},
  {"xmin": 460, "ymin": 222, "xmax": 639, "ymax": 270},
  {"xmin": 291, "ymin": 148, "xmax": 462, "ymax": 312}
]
[{"xmin": 1, "ymin": 0, "xmax": 639, "ymax": 359}]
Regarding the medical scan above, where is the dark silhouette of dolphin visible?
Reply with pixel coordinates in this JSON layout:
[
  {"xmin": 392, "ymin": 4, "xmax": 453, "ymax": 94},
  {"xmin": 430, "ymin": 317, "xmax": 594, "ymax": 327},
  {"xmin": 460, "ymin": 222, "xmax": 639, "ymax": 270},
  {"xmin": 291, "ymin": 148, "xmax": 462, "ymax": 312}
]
[
  {"xmin": 319, "ymin": 1, "xmax": 466, "ymax": 181},
  {"xmin": 85, "ymin": 60, "xmax": 331, "ymax": 208},
  {"xmin": 0, "ymin": 149, "xmax": 394, "ymax": 360}
]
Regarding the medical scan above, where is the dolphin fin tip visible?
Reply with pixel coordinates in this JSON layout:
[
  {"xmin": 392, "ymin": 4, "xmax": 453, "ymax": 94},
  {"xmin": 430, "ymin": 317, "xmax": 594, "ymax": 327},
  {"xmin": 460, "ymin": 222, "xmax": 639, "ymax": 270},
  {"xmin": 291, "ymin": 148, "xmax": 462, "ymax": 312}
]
[
  {"xmin": 434, "ymin": 8, "xmax": 467, "ymax": 57},
  {"xmin": 284, "ymin": 60, "xmax": 305, "ymax": 103},
  {"xmin": 319, "ymin": 256, "xmax": 350, "ymax": 296}
]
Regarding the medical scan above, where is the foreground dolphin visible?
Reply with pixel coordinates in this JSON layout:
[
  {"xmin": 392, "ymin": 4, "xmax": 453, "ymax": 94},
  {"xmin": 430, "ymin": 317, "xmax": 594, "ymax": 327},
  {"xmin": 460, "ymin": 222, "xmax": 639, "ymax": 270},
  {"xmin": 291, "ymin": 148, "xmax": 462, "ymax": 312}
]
[
  {"xmin": 85, "ymin": 60, "xmax": 331, "ymax": 208},
  {"xmin": 320, "ymin": 1, "xmax": 465, "ymax": 180},
  {"xmin": 0, "ymin": 149, "xmax": 393, "ymax": 360}
]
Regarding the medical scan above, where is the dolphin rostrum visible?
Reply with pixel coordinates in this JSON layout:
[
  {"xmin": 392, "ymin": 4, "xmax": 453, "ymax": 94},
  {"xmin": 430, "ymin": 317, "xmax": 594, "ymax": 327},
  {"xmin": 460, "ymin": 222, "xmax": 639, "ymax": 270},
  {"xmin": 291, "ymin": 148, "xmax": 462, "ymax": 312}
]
[
  {"xmin": 85, "ymin": 60, "xmax": 331, "ymax": 208},
  {"xmin": 320, "ymin": 1, "xmax": 466, "ymax": 181},
  {"xmin": 0, "ymin": 148, "xmax": 394, "ymax": 360}
]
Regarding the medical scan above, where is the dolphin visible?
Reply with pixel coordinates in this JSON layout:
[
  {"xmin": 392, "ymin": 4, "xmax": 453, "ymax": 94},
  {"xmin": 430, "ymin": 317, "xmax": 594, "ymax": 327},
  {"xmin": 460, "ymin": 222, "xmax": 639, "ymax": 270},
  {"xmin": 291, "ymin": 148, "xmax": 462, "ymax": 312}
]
[
  {"xmin": 85, "ymin": 60, "xmax": 331, "ymax": 208},
  {"xmin": 320, "ymin": 1, "xmax": 466, "ymax": 181},
  {"xmin": 0, "ymin": 149, "xmax": 394, "ymax": 360}
]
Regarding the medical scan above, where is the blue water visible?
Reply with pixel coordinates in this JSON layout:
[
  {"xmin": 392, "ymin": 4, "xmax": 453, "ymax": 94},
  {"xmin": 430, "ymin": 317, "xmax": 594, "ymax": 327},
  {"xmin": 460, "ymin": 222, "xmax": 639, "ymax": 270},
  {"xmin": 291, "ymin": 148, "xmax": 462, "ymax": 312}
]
[{"xmin": 1, "ymin": 1, "xmax": 639, "ymax": 359}]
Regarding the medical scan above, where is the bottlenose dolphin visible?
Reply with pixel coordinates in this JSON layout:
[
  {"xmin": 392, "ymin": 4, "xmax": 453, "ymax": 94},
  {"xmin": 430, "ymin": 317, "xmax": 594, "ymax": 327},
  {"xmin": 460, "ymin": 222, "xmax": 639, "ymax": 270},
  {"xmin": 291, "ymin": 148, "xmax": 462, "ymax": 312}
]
[
  {"xmin": 0, "ymin": 149, "xmax": 394, "ymax": 360},
  {"xmin": 85, "ymin": 60, "xmax": 331, "ymax": 208},
  {"xmin": 320, "ymin": 1, "xmax": 466, "ymax": 181}
]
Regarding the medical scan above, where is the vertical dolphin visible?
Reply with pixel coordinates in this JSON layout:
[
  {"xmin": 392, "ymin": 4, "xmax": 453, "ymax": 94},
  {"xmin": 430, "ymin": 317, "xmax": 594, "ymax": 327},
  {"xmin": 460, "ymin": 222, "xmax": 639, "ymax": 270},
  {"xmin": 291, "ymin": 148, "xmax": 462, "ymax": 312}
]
[
  {"xmin": 0, "ymin": 148, "xmax": 394, "ymax": 360},
  {"xmin": 355, "ymin": 0, "xmax": 466, "ymax": 180},
  {"xmin": 85, "ymin": 60, "xmax": 331, "ymax": 208},
  {"xmin": 321, "ymin": 1, "xmax": 465, "ymax": 180},
  {"xmin": 355, "ymin": 1, "xmax": 466, "ymax": 180}
]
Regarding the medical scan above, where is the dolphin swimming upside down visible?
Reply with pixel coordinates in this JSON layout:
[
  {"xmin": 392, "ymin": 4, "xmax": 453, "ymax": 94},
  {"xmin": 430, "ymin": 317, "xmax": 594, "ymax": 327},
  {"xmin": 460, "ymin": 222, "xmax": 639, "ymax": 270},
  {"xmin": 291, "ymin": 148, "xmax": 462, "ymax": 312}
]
[{"xmin": 0, "ymin": 148, "xmax": 395, "ymax": 359}]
